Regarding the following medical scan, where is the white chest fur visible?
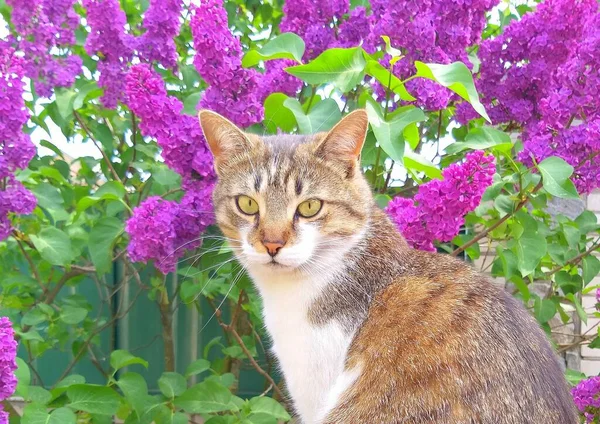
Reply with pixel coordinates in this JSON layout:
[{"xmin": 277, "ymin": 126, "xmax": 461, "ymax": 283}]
[{"xmin": 249, "ymin": 270, "xmax": 356, "ymax": 424}]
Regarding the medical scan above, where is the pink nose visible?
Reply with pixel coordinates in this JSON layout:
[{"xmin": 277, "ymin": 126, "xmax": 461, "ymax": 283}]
[{"xmin": 262, "ymin": 240, "xmax": 285, "ymax": 257}]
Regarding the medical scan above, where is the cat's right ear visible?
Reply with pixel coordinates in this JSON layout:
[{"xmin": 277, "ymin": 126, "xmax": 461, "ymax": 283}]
[{"xmin": 198, "ymin": 110, "xmax": 254, "ymax": 171}]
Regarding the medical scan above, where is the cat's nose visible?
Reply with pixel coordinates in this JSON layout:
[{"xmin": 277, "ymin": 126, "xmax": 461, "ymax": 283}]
[{"xmin": 262, "ymin": 240, "xmax": 285, "ymax": 257}]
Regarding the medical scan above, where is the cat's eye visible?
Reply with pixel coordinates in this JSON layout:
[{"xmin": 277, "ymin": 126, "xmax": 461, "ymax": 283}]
[
  {"xmin": 236, "ymin": 195, "xmax": 259, "ymax": 215},
  {"xmin": 297, "ymin": 199, "xmax": 322, "ymax": 218}
]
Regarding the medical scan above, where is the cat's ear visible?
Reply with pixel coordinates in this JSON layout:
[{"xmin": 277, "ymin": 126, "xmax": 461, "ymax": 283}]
[
  {"xmin": 314, "ymin": 109, "xmax": 368, "ymax": 173},
  {"xmin": 198, "ymin": 110, "xmax": 255, "ymax": 169}
]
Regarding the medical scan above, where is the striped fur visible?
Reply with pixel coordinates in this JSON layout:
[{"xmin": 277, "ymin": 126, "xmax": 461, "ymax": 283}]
[{"xmin": 198, "ymin": 110, "xmax": 578, "ymax": 424}]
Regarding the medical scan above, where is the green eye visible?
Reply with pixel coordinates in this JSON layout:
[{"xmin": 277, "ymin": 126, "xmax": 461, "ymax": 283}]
[
  {"xmin": 297, "ymin": 199, "xmax": 322, "ymax": 218},
  {"xmin": 236, "ymin": 195, "xmax": 259, "ymax": 215}
]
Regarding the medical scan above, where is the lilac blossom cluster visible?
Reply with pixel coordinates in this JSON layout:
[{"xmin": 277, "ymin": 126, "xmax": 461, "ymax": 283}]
[
  {"xmin": 125, "ymin": 185, "xmax": 213, "ymax": 274},
  {"xmin": 83, "ymin": 0, "xmax": 134, "ymax": 108},
  {"xmin": 386, "ymin": 151, "xmax": 495, "ymax": 251},
  {"xmin": 280, "ymin": 0, "xmax": 348, "ymax": 60},
  {"xmin": 134, "ymin": 0, "xmax": 182, "ymax": 69},
  {"xmin": 0, "ymin": 317, "xmax": 18, "ymax": 423},
  {"xmin": 573, "ymin": 376, "xmax": 600, "ymax": 423},
  {"xmin": 368, "ymin": 0, "xmax": 497, "ymax": 110},
  {"xmin": 6, "ymin": 0, "xmax": 81, "ymax": 97},
  {"xmin": 125, "ymin": 64, "xmax": 215, "ymax": 273},
  {"xmin": 0, "ymin": 47, "xmax": 37, "ymax": 241},
  {"xmin": 279, "ymin": 0, "xmax": 496, "ymax": 110},
  {"xmin": 457, "ymin": 0, "xmax": 600, "ymax": 193},
  {"xmin": 190, "ymin": 0, "xmax": 263, "ymax": 127},
  {"xmin": 126, "ymin": 0, "xmax": 270, "ymax": 272},
  {"xmin": 125, "ymin": 64, "xmax": 214, "ymax": 180}
]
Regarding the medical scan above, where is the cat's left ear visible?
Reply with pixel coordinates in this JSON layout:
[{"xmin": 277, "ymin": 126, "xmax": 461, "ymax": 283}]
[
  {"xmin": 198, "ymin": 110, "xmax": 256, "ymax": 172},
  {"xmin": 314, "ymin": 109, "xmax": 368, "ymax": 174}
]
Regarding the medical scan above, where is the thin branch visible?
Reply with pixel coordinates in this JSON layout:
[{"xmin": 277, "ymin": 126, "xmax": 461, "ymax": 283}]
[
  {"xmin": 15, "ymin": 237, "xmax": 46, "ymax": 295},
  {"xmin": 546, "ymin": 238, "xmax": 600, "ymax": 277},
  {"xmin": 74, "ymin": 112, "xmax": 123, "ymax": 185},
  {"xmin": 451, "ymin": 182, "xmax": 543, "ymax": 257},
  {"xmin": 219, "ymin": 320, "xmax": 284, "ymax": 399}
]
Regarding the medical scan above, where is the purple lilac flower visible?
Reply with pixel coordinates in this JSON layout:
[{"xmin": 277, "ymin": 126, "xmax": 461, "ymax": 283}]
[
  {"xmin": 337, "ymin": 7, "xmax": 373, "ymax": 51},
  {"xmin": 135, "ymin": 0, "xmax": 182, "ymax": 69},
  {"xmin": 572, "ymin": 376, "xmax": 600, "ymax": 422},
  {"xmin": 256, "ymin": 60, "xmax": 303, "ymax": 102},
  {"xmin": 280, "ymin": 0, "xmax": 348, "ymax": 60},
  {"xmin": 125, "ymin": 185, "xmax": 214, "ymax": 274},
  {"xmin": 365, "ymin": 0, "xmax": 497, "ymax": 110},
  {"xmin": 0, "ymin": 47, "xmax": 37, "ymax": 241},
  {"xmin": 83, "ymin": 0, "xmax": 134, "ymax": 108},
  {"xmin": 125, "ymin": 64, "xmax": 216, "ymax": 273},
  {"xmin": 458, "ymin": 0, "xmax": 597, "ymax": 126},
  {"xmin": 6, "ymin": 0, "xmax": 81, "ymax": 97},
  {"xmin": 386, "ymin": 151, "xmax": 495, "ymax": 251},
  {"xmin": 0, "ymin": 317, "xmax": 18, "ymax": 422},
  {"xmin": 190, "ymin": 0, "xmax": 263, "ymax": 126},
  {"xmin": 125, "ymin": 64, "xmax": 215, "ymax": 180},
  {"xmin": 458, "ymin": 0, "xmax": 600, "ymax": 193}
]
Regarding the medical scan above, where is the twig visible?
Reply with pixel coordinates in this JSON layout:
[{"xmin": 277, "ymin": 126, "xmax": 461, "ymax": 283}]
[
  {"xmin": 220, "ymin": 321, "xmax": 284, "ymax": 399},
  {"xmin": 212, "ymin": 292, "xmax": 284, "ymax": 399},
  {"xmin": 15, "ymin": 237, "xmax": 46, "ymax": 295},
  {"xmin": 546, "ymin": 238, "xmax": 600, "ymax": 277},
  {"xmin": 74, "ymin": 112, "xmax": 123, "ymax": 185},
  {"xmin": 157, "ymin": 286, "xmax": 175, "ymax": 372},
  {"xmin": 451, "ymin": 182, "xmax": 543, "ymax": 257}
]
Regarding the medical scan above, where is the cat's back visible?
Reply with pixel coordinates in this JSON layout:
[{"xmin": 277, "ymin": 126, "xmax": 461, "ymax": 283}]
[{"xmin": 325, "ymin": 246, "xmax": 578, "ymax": 423}]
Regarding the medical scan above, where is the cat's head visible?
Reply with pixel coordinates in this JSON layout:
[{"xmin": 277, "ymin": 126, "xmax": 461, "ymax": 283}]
[{"xmin": 198, "ymin": 110, "xmax": 373, "ymax": 277}]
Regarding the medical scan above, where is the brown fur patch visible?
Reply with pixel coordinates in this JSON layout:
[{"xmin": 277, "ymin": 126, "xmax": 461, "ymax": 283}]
[{"xmin": 321, "ymin": 251, "xmax": 578, "ymax": 423}]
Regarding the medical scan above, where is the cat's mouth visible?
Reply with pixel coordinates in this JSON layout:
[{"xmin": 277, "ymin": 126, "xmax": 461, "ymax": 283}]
[{"xmin": 265, "ymin": 260, "xmax": 289, "ymax": 269}]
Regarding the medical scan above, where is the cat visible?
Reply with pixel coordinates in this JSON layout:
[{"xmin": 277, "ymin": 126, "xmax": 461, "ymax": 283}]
[{"xmin": 198, "ymin": 109, "xmax": 578, "ymax": 424}]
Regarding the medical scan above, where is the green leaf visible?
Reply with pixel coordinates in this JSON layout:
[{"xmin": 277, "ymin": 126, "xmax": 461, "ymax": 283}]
[
  {"xmin": 49, "ymin": 408, "xmax": 77, "ymax": 424},
  {"xmin": 403, "ymin": 148, "xmax": 442, "ymax": 180},
  {"xmin": 283, "ymin": 98, "xmax": 341, "ymax": 134},
  {"xmin": 364, "ymin": 60, "xmax": 415, "ymax": 101},
  {"xmin": 242, "ymin": 33, "xmax": 305, "ymax": 67},
  {"xmin": 583, "ymin": 255, "xmax": 600, "ymax": 285},
  {"xmin": 31, "ymin": 182, "xmax": 64, "ymax": 210},
  {"xmin": 117, "ymin": 372, "xmax": 160, "ymax": 421},
  {"xmin": 514, "ymin": 229, "xmax": 547, "ymax": 277},
  {"xmin": 174, "ymin": 380, "xmax": 237, "ymax": 414},
  {"xmin": 89, "ymin": 217, "xmax": 123, "ymax": 274},
  {"xmin": 60, "ymin": 305, "xmax": 88, "ymax": 325},
  {"xmin": 248, "ymin": 397, "xmax": 290, "ymax": 420},
  {"xmin": 184, "ymin": 358, "xmax": 211, "ymax": 378},
  {"xmin": 414, "ymin": 61, "xmax": 490, "ymax": 122},
  {"xmin": 533, "ymin": 297, "xmax": 556, "ymax": 324},
  {"xmin": 381, "ymin": 35, "xmax": 401, "ymax": 58},
  {"xmin": 55, "ymin": 88, "xmax": 77, "ymax": 119},
  {"xmin": 576, "ymin": 211, "xmax": 599, "ymax": 233},
  {"xmin": 22, "ymin": 405, "xmax": 77, "ymax": 424},
  {"xmin": 66, "ymin": 384, "xmax": 120, "ymax": 415},
  {"xmin": 566, "ymin": 293, "xmax": 587, "ymax": 324},
  {"xmin": 565, "ymin": 369, "xmax": 587, "ymax": 386},
  {"xmin": 183, "ymin": 92, "xmax": 202, "ymax": 116},
  {"xmin": 30, "ymin": 227, "xmax": 75, "ymax": 266},
  {"xmin": 365, "ymin": 101, "xmax": 425, "ymax": 163},
  {"xmin": 22, "ymin": 307, "xmax": 47, "ymax": 326},
  {"xmin": 110, "ymin": 350, "xmax": 149, "ymax": 372},
  {"xmin": 537, "ymin": 156, "xmax": 579, "ymax": 199},
  {"xmin": 286, "ymin": 47, "xmax": 366, "ymax": 92},
  {"xmin": 445, "ymin": 127, "xmax": 512, "ymax": 154},
  {"xmin": 263, "ymin": 93, "xmax": 297, "ymax": 133},
  {"xmin": 15, "ymin": 357, "xmax": 30, "ymax": 397},
  {"xmin": 158, "ymin": 372, "xmax": 187, "ymax": 398}
]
